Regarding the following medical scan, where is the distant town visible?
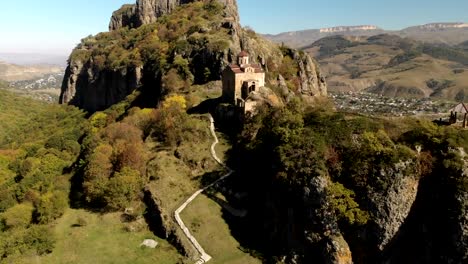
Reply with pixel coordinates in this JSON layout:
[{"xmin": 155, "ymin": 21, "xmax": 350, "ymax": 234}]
[
  {"xmin": 330, "ymin": 91, "xmax": 455, "ymax": 116},
  {"xmin": 5, "ymin": 73, "xmax": 63, "ymax": 102}
]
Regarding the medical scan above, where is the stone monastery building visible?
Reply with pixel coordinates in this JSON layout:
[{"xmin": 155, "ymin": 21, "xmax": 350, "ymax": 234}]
[{"xmin": 222, "ymin": 51, "xmax": 265, "ymax": 108}]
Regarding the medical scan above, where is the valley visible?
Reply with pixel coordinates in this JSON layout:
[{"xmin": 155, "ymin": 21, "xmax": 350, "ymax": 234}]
[
  {"xmin": 304, "ymin": 35, "xmax": 468, "ymax": 101},
  {"xmin": 0, "ymin": 1, "xmax": 467, "ymax": 264},
  {"xmin": 0, "ymin": 61, "xmax": 64, "ymax": 102},
  {"xmin": 264, "ymin": 22, "xmax": 468, "ymax": 49},
  {"xmin": 331, "ymin": 91, "xmax": 453, "ymax": 116}
]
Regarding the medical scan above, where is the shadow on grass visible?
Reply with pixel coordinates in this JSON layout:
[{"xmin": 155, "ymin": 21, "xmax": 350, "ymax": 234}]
[
  {"xmin": 187, "ymin": 97, "xmax": 222, "ymax": 115},
  {"xmin": 194, "ymin": 156, "xmax": 273, "ymax": 262}
]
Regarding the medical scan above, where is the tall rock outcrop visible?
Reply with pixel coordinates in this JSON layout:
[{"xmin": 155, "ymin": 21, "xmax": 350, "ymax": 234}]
[
  {"xmin": 109, "ymin": 4, "xmax": 138, "ymax": 31},
  {"xmin": 136, "ymin": 0, "xmax": 192, "ymax": 26},
  {"xmin": 369, "ymin": 161, "xmax": 420, "ymax": 251},
  {"xmin": 60, "ymin": 60, "xmax": 142, "ymax": 112},
  {"xmin": 109, "ymin": 0, "xmax": 239, "ymax": 31},
  {"xmin": 294, "ymin": 50, "xmax": 327, "ymax": 98},
  {"xmin": 62, "ymin": 0, "xmax": 326, "ymax": 112}
]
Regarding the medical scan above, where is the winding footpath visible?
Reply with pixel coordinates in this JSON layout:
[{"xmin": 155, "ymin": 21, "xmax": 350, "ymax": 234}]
[{"xmin": 174, "ymin": 114, "xmax": 234, "ymax": 264}]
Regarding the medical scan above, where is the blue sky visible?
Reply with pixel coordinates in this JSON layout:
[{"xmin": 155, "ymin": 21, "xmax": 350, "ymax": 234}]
[{"xmin": 0, "ymin": 0, "xmax": 467, "ymax": 55}]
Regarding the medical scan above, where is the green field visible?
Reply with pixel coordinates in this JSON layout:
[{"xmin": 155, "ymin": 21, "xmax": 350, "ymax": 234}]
[
  {"xmin": 181, "ymin": 194, "xmax": 260, "ymax": 264},
  {"xmin": 39, "ymin": 209, "xmax": 185, "ymax": 264}
]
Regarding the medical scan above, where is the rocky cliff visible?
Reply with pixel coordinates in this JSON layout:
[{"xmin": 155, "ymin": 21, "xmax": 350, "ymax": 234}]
[
  {"xmin": 109, "ymin": 4, "xmax": 138, "ymax": 31},
  {"xmin": 109, "ymin": 0, "xmax": 239, "ymax": 31},
  {"xmin": 411, "ymin": 22, "xmax": 468, "ymax": 30},
  {"xmin": 228, "ymin": 109, "xmax": 468, "ymax": 264},
  {"xmin": 60, "ymin": 0, "xmax": 326, "ymax": 113},
  {"xmin": 60, "ymin": 60, "xmax": 142, "ymax": 112}
]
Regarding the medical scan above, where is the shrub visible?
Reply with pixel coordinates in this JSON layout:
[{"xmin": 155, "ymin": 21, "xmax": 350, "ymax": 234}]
[
  {"xmin": 1, "ymin": 203, "xmax": 34, "ymax": 229},
  {"xmin": 84, "ymin": 144, "xmax": 113, "ymax": 204},
  {"xmin": 90, "ymin": 112, "xmax": 109, "ymax": 133},
  {"xmin": 104, "ymin": 167, "xmax": 143, "ymax": 210},
  {"xmin": 162, "ymin": 68, "xmax": 186, "ymax": 92},
  {"xmin": 279, "ymin": 56, "xmax": 298, "ymax": 80},
  {"xmin": 25, "ymin": 225, "xmax": 56, "ymax": 255},
  {"xmin": 328, "ymin": 182, "xmax": 369, "ymax": 226},
  {"xmin": 33, "ymin": 191, "xmax": 68, "ymax": 224}
]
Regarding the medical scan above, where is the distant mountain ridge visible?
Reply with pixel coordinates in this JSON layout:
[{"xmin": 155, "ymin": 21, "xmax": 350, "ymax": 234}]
[
  {"xmin": 305, "ymin": 34, "xmax": 468, "ymax": 101},
  {"xmin": 0, "ymin": 53, "xmax": 68, "ymax": 66},
  {"xmin": 319, "ymin": 25, "xmax": 380, "ymax": 33},
  {"xmin": 0, "ymin": 61, "xmax": 63, "ymax": 82},
  {"xmin": 264, "ymin": 22, "xmax": 468, "ymax": 48},
  {"xmin": 409, "ymin": 22, "xmax": 468, "ymax": 30}
]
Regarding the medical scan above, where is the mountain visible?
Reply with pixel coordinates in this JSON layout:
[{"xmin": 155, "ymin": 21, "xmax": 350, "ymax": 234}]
[
  {"xmin": 399, "ymin": 23, "xmax": 468, "ymax": 45},
  {"xmin": 0, "ymin": 61, "xmax": 63, "ymax": 82},
  {"xmin": 265, "ymin": 22, "xmax": 468, "ymax": 48},
  {"xmin": 0, "ymin": 61, "xmax": 64, "ymax": 102},
  {"xmin": 304, "ymin": 34, "xmax": 468, "ymax": 100},
  {"xmin": 60, "ymin": 0, "xmax": 326, "ymax": 113},
  {"xmin": 3, "ymin": 1, "xmax": 467, "ymax": 264},
  {"xmin": 264, "ymin": 25, "xmax": 385, "ymax": 49},
  {"xmin": 0, "ymin": 53, "xmax": 68, "ymax": 66}
]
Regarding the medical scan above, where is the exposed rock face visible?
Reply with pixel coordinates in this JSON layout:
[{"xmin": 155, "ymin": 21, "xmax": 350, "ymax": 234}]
[
  {"xmin": 244, "ymin": 87, "xmax": 283, "ymax": 113},
  {"xmin": 110, "ymin": 0, "xmax": 239, "ymax": 31},
  {"xmin": 369, "ymin": 161, "xmax": 420, "ymax": 251},
  {"xmin": 324, "ymin": 235, "xmax": 353, "ymax": 264},
  {"xmin": 136, "ymin": 0, "xmax": 192, "ymax": 26},
  {"xmin": 109, "ymin": 4, "xmax": 137, "ymax": 31},
  {"xmin": 414, "ymin": 22, "xmax": 468, "ymax": 30},
  {"xmin": 303, "ymin": 176, "xmax": 353, "ymax": 264},
  {"xmin": 59, "ymin": 61, "xmax": 83, "ymax": 105},
  {"xmin": 294, "ymin": 51, "xmax": 327, "ymax": 98},
  {"xmin": 454, "ymin": 188, "xmax": 468, "ymax": 261},
  {"xmin": 60, "ymin": 60, "xmax": 142, "ymax": 112},
  {"xmin": 143, "ymin": 188, "xmax": 198, "ymax": 258},
  {"xmin": 452, "ymin": 148, "xmax": 468, "ymax": 261},
  {"xmin": 277, "ymin": 74, "xmax": 295, "ymax": 102},
  {"xmin": 61, "ymin": 0, "xmax": 327, "ymax": 112}
]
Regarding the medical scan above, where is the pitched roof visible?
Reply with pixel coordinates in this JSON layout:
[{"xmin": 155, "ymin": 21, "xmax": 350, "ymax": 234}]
[
  {"xmin": 238, "ymin": 50, "xmax": 249, "ymax": 57},
  {"xmin": 450, "ymin": 103, "xmax": 468, "ymax": 113},
  {"xmin": 228, "ymin": 63, "xmax": 264, "ymax": 74}
]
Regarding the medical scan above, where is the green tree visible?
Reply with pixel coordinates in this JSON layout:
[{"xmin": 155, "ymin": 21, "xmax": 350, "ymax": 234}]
[
  {"xmin": 328, "ymin": 182, "xmax": 369, "ymax": 226},
  {"xmin": 33, "ymin": 191, "xmax": 68, "ymax": 224},
  {"xmin": 1, "ymin": 203, "xmax": 33, "ymax": 229},
  {"xmin": 83, "ymin": 144, "xmax": 113, "ymax": 204},
  {"xmin": 104, "ymin": 167, "xmax": 143, "ymax": 210}
]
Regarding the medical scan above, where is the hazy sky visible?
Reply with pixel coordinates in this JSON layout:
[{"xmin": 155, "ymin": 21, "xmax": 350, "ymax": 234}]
[{"xmin": 0, "ymin": 0, "xmax": 467, "ymax": 55}]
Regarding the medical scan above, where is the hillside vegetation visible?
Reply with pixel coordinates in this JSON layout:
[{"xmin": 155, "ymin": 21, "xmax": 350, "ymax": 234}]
[
  {"xmin": 227, "ymin": 100, "xmax": 468, "ymax": 263},
  {"xmin": 306, "ymin": 34, "xmax": 468, "ymax": 100},
  {"xmin": 61, "ymin": 0, "xmax": 326, "ymax": 113},
  {"xmin": 0, "ymin": 90, "xmax": 86, "ymax": 262},
  {"xmin": 0, "ymin": 86, "xmax": 207, "ymax": 263}
]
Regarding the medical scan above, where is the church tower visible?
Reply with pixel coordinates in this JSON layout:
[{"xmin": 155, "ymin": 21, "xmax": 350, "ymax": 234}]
[{"xmin": 238, "ymin": 50, "xmax": 249, "ymax": 65}]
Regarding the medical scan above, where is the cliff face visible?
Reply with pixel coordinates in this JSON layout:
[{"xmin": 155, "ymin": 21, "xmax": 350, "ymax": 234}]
[
  {"xmin": 231, "ymin": 108, "xmax": 468, "ymax": 264},
  {"xmin": 369, "ymin": 161, "xmax": 420, "ymax": 251},
  {"xmin": 109, "ymin": 0, "xmax": 239, "ymax": 31},
  {"xmin": 61, "ymin": 0, "xmax": 326, "ymax": 112},
  {"xmin": 60, "ymin": 60, "xmax": 142, "ymax": 112},
  {"xmin": 109, "ymin": 4, "xmax": 138, "ymax": 31},
  {"xmin": 294, "ymin": 51, "xmax": 327, "ymax": 98}
]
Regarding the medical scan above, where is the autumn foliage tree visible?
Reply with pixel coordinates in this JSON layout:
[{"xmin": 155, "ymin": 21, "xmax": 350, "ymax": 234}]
[{"xmin": 82, "ymin": 119, "xmax": 147, "ymax": 209}]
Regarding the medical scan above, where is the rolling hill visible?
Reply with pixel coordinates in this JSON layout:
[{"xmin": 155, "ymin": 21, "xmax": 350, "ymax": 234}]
[
  {"xmin": 305, "ymin": 34, "xmax": 468, "ymax": 100},
  {"xmin": 264, "ymin": 22, "xmax": 468, "ymax": 48},
  {"xmin": 0, "ymin": 61, "xmax": 63, "ymax": 82}
]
